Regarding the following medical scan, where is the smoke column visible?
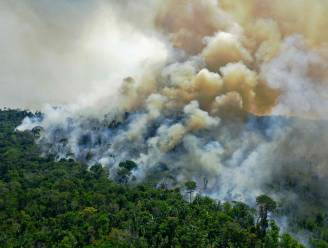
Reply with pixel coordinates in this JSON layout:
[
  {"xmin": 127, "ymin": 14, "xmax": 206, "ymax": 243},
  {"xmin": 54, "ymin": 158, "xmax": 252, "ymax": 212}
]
[{"xmin": 11, "ymin": 0, "xmax": 328, "ymax": 236}]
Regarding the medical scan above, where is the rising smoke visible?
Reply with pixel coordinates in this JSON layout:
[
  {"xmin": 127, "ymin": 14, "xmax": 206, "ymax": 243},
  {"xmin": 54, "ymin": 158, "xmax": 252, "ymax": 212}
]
[
  {"xmin": 12, "ymin": 0, "xmax": 328, "ymax": 234},
  {"xmin": 0, "ymin": 0, "xmax": 166, "ymax": 109}
]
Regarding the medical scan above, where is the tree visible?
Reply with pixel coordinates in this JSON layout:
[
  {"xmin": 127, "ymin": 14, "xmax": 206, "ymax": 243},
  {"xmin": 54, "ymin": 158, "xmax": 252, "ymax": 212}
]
[
  {"xmin": 203, "ymin": 177, "xmax": 208, "ymax": 192},
  {"xmin": 185, "ymin": 181, "xmax": 197, "ymax": 203},
  {"xmin": 116, "ymin": 160, "xmax": 138, "ymax": 184},
  {"xmin": 90, "ymin": 164, "xmax": 109, "ymax": 179},
  {"xmin": 0, "ymin": 110, "xmax": 308, "ymax": 248},
  {"xmin": 264, "ymin": 221, "xmax": 280, "ymax": 248},
  {"xmin": 280, "ymin": 233, "xmax": 305, "ymax": 248},
  {"xmin": 256, "ymin": 195, "xmax": 276, "ymax": 237}
]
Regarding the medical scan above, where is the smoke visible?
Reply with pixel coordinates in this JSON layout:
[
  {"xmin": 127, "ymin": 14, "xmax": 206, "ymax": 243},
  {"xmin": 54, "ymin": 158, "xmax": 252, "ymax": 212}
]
[
  {"xmin": 262, "ymin": 35, "xmax": 328, "ymax": 118},
  {"xmin": 0, "ymin": 0, "xmax": 167, "ymax": 110},
  {"xmin": 11, "ymin": 0, "xmax": 328, "ymax": 240}
]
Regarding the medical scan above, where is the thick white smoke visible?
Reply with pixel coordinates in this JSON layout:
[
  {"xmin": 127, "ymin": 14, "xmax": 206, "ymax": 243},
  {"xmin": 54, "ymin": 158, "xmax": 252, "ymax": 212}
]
[
  {"xmin": 262, "ymin": 35, "xmax": 328, "ymax": 118},
  {"xmin": 0, "ymin": 0, "xmax": 167, "ymax": 110}
]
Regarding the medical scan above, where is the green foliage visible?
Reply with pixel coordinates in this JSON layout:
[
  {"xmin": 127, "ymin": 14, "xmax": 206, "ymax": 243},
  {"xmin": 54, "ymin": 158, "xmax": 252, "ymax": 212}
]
[
  {"xmin": 119, "ymin": 160, "xmax": 138, "ymax": 171},
  {"xmin": 184, "ymin": 181, "xmax": 196, "ymax": 192},
  {"xmin": 0, "ymin": 110, "xmax": 306, "ymax": 247},
  {"xmin": 184, "ymin": 180, "xmax": 197, "ymax": 203},
  {"xmin": 280, "ymin": 234, "xmax": 305, "ymax": 248},
  {"xmin": 116, "ymin": 160, "xmax": 138, "ymax": 184},
  {"xmin": 256, "ymin": 195, "xmax": 277, "ymax": 237},
  {"xmin": 264, "ymin": 221, "xmax": 280, "ymax": 248},
  {"xmin": 256, "ymin": 195, "xmax": 277, "ymax": 212}
]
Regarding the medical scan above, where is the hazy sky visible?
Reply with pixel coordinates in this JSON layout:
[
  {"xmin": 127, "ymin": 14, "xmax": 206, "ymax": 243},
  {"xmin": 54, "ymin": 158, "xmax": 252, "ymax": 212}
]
[{"xmin": 0, "ymin": 0, "xmax": 166, "ymax": 109}]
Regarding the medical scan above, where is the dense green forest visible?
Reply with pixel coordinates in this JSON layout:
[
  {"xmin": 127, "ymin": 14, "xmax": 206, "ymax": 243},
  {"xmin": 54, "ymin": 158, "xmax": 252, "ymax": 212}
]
[{"xmin": 0, "ymin": 109, "xmax": 322, "ymax": 247}]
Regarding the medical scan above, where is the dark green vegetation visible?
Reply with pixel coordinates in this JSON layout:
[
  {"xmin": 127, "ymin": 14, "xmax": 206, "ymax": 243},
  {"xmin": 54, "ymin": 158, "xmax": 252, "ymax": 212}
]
[{"xmin": 0, "ymin": 109, "xmax": 322, "ymax": 247}]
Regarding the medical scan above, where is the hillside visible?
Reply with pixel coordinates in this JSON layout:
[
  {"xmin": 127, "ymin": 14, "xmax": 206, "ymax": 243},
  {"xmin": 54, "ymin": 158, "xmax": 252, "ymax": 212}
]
[{"xmin": 0, "ymin": 109, "xmax": 307, "ymax": 247}]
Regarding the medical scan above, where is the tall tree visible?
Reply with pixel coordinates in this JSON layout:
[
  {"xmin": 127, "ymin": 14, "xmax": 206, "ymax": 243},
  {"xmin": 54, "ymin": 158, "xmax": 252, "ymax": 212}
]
[
  {"xmin": 256, "ymin": 195, "xmax": 277, "ymax": 237},
  {"xmin": 185, "ymin": 181, "xmax": 197, "ymax": 203}
]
